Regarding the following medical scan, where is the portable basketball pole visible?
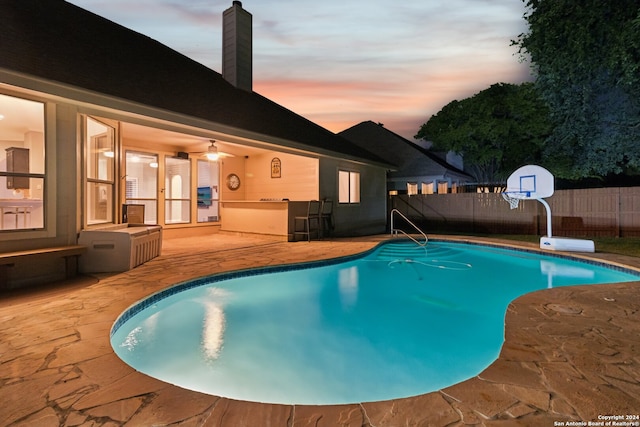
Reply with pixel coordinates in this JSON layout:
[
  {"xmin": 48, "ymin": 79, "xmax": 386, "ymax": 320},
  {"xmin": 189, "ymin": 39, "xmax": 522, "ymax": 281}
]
[
  {"xmin": 536, "ymin": 197, "xmax": 553, "ymax": 238},
  {"xmin": 504, "ymin": 165, "xmax": 595, "ymax": 253}
]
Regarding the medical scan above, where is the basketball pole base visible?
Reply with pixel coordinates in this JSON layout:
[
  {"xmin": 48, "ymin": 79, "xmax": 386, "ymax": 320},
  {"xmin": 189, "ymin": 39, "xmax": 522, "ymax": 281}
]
[{"xmin": 540, "ymin": 236, "xmax": 595, "ymax": 253}]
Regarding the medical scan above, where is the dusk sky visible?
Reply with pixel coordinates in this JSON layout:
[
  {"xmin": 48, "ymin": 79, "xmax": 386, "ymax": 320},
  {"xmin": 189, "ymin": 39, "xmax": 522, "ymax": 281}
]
[{"xmin": 67, "ymin": 0, "xmax": 534, "ymax": 140}]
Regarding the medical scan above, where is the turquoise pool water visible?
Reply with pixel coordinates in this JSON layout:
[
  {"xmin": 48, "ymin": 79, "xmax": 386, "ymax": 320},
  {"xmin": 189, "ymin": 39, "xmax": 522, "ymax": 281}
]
[{"xmin": 111, "ymin": 241, "xmax": 640, "ymax": 405}]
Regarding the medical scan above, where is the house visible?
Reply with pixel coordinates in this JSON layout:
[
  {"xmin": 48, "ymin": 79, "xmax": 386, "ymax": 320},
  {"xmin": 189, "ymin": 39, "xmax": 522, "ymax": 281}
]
[
  {"xmin": 339, "ymin": 121, "xmax": 473, "ymax": 195},
  {"xmin": 0, "ymin": 0, "xmax": 392, "ymax": 287}
]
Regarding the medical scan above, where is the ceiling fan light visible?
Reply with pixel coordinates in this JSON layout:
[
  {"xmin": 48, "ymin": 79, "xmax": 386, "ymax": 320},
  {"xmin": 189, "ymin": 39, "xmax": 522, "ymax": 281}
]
[{"xmin": 206, "ymin": 140, "xmax": 219, "ymax": 161}]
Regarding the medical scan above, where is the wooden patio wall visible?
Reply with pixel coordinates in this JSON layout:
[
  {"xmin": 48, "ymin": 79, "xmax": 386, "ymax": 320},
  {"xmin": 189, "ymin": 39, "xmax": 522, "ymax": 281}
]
[{"xmin": 389, "ymin": 187, "xmax": 640, "ymax": 237}]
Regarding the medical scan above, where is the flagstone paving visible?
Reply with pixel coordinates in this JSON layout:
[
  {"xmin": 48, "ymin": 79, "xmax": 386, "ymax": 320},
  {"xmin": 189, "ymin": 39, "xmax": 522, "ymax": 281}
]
[{"xmin": 1, "ymin": 233, "xmax": 639, "ymax": 426}]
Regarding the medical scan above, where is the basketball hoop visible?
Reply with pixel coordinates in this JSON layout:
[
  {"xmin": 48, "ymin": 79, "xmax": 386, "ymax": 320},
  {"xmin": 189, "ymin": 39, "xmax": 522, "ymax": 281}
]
[
  {"xmin": 502, "ymin": 192, "xmax": 519, "ymax": 209},
  {"xmin": 501, "ymin": 191, "xmax": 529, "ymax": 209},
  {"xmin": 502, "ymin": 165, "xmax": 594, "ymax": 252}
]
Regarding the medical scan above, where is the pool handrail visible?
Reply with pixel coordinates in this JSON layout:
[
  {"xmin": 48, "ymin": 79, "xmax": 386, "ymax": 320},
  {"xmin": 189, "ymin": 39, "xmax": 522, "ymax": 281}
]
[{"xmin": 390, "ymin": 209, "xmax": 428, "ymax": 247}]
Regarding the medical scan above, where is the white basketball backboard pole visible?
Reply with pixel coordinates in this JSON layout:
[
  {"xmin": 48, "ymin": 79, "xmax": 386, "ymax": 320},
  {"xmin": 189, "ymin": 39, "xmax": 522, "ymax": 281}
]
[{"xmin": 538, "ymin": 198, "xmax": 553, "ymax": 238}]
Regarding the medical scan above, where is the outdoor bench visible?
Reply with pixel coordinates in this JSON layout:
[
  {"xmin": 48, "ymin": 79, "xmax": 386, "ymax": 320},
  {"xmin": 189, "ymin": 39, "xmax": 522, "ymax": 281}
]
[{"xmin": 0, "ymin": 245, "xmax": 87, "ymax": 287}]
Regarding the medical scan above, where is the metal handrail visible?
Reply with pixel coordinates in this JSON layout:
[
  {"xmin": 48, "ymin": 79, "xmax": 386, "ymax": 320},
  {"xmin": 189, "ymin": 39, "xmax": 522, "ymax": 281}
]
[{"xmin": 390, "ymin": 209, "xmax": 428, "ymax": 247}]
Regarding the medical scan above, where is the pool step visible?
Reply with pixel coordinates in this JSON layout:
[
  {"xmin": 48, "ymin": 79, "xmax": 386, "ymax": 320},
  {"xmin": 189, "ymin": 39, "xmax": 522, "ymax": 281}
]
[{"xmin": 376, "ymin": 244, "xmax": 459, "ymax": 261}]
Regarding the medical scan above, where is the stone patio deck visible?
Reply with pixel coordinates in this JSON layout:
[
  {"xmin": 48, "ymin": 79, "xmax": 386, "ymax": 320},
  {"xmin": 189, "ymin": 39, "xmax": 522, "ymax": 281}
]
[{"xmin": 1, "ymin": 234, "xmax": 639, "ymax": 426}]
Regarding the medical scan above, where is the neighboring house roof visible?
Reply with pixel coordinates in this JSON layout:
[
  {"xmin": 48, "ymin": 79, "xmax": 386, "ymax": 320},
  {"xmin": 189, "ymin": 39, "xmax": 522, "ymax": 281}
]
[
  {"xmin": 339, "ymin": 121, "xmax": 473, "ymax": 181},
  {"xmin": 0, "ymin": 0, "xmax": 389, "ymax": 166}
]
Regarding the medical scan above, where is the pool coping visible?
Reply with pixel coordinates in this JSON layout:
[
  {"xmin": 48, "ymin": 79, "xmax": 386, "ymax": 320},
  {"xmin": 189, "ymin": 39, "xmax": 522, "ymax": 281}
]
[{"xmin": 1, "ymin": 234, "xmax": 639, "ymax": 426}]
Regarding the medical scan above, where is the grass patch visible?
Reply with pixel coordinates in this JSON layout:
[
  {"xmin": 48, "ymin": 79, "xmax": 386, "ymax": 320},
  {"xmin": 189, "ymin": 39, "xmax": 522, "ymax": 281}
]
[
  {"xmin": 477, "ymin": 234, "xmax": 640, "ymax": 258},
  {"xmin": 590, "ymin": 237, "xmax": 640, "ymax": 257}
]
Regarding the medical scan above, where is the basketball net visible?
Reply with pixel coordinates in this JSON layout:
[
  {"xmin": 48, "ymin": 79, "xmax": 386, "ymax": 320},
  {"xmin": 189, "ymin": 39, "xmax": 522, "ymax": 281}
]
[{"xmin": 502, "ymin": 192, "xmax": 521, "ymax": 209}]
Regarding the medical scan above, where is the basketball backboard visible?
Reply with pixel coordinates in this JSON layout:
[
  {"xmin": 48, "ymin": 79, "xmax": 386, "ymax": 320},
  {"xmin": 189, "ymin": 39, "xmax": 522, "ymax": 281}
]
[{"xmin": 505, "ymin": 165, "xmax": 554, "ymax": 199}]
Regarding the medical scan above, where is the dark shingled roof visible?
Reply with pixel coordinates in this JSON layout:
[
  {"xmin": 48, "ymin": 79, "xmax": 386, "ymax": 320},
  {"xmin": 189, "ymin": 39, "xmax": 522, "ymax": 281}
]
[
  {"xmin": 339, "ymin": 121, "xmax": 472, "ymax": 179},
  {"xmin": 1, "ymin": 0, "xmax": 389, "ymax": 165}
]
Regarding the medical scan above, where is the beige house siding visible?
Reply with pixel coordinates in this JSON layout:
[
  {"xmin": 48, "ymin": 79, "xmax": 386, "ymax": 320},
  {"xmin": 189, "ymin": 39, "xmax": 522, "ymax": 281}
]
[{"xmin": 243, "ymin": 152, "xmax": 318, "ymax": 201}]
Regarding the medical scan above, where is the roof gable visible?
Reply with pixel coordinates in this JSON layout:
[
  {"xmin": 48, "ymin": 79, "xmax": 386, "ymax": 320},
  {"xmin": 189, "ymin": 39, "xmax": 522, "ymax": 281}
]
[{"xmin": 339, "ymin": 121, "xmax": 472, "ymax": 178}]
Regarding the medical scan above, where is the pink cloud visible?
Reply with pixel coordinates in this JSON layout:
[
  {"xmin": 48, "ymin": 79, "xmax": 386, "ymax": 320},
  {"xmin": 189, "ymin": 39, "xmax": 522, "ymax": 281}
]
[{"xmin": 255, "ymin": 59, "xmax": 532, "ymax": 140}]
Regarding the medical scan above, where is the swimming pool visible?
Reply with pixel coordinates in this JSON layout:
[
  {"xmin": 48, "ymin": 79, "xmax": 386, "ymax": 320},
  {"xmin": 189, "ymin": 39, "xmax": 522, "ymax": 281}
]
[{"xmin": 111, "ymin": 240, "xmax": 640, "ymax": 405}]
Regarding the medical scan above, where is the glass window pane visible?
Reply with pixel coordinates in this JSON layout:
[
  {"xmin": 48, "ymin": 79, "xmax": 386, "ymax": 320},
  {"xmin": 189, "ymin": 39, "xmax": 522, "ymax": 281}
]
[
  {"xmin": 0, "ymin": 94, "xmax": 46, "ymax": 232},
  {"xmin": 125, "ymin": 151, "xmax": 158, "ymax": 224},
  {"xmin": 85, "ymin": 117, "xmax": 115, "ymax": 227},
  {"xmin": 350, "ymin": 172, "xmax": 360, "ymax": 203},
  {"xmin": 0, "ymin": 177, "xmax": 44, "ymax": 230},
  {"xmin": 165, "ymin": 156, "xmax": 190, "ymax": 224},
  {"xmin": 86, "ymin": 182, "xmax": 113, "ymax": 224},
  {"xmin": 338, "ymin": 170, "xmax": 349, "ymax": 203},
  {"xmin": 124, "ymin": 200, "xmax": 157, "ymax": 225},
  {"xmin": 86, "ymin": 118, "xmax": 114, "ymax": 181},
  {"xmin": 125, "ymin": 152, "xmax": 158, "ymax": 198},
  {"xmin": 165, "ymin": 156, "xmax": 190, "ymax": 199},
  {"xmin": 0, "ymin": 93, "xmax": 45, "ymax": 175},
  {"xmin": 197, "ymin": 160, "xmax": 219, "ymax": 223},
  {"xmin": 165, "ymin": 200, "xmax": 190, "ymax": 224}
]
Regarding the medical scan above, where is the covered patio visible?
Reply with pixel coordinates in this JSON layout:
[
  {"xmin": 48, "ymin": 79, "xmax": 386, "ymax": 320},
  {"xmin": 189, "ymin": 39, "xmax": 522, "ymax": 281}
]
[{"xmin": 1, "ymin": 233, "xmax": 639, "ymax": 426}]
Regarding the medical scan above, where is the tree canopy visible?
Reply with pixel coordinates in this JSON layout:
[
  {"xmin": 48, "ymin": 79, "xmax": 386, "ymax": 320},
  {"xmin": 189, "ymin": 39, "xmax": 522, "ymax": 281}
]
[
  {"xmin": 514, "ymin": 0, "xmax": 640, "ymax": 179},
  {"xmin": 415, "ymin": 82, "xmax": 551, "ymax": 183}
]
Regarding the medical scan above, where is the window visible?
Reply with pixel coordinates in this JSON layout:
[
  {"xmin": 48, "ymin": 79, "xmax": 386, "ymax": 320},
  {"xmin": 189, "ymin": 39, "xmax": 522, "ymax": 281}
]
[
  {"xmin": 407, "ymin": 182, "xmax": 418, "ymax": 196},
  {"xmin": 338, "ymin": 170, "xmax": 360, "ymax": 204},
  {"xmin": 0, "ymin": 93, "xmax": 46, "ymax": 231},
  {"xmin": 125, "ymin": 151, "xmax": 158, "ymax": 224},
  {"xmin": 197, "ymin": 159, "xmax": 219, "ymax": 222},
  {"xmin": 85, "ymin": 117, "xmax": 116, "ymax": 225},
  {"xmin": 164, "ymin": 156, "xmax": 191, "ymax": 224},
  {"xmin": 422, "ymin": 182, "xmax": 434, "ymax": 195}
]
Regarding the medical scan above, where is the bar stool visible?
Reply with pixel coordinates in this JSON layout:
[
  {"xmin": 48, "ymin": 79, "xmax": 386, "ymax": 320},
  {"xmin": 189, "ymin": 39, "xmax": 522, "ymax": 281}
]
[
  {"xmin": 319, "ymin": 200, "xmax": 333, "ymax": 237},
  {"xmin": 294, "ymin": 200, "xmax": 321, "ymax": 241}
]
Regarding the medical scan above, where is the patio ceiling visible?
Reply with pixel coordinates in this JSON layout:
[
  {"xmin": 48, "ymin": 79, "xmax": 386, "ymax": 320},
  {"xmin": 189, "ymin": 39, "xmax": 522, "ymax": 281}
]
[{"xmin": 120, "ymin": 121, "xmax": 267, "ymax": 159}]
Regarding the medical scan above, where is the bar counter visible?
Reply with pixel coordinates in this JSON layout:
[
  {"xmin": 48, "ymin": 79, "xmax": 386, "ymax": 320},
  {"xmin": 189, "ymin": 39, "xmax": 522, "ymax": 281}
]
[{"xmin": 219, "ymin": 200, "xmax": 309, "ymax": 240}]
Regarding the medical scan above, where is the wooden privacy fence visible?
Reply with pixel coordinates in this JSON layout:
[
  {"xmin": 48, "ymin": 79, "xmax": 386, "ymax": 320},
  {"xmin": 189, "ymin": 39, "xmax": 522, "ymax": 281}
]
[{"xmin": 390, "ymin": 187, "xmax": 640, "ymax": 237}]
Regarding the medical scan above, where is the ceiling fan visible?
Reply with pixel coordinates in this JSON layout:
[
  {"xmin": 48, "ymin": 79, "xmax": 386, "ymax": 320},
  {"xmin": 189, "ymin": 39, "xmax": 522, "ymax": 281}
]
[{"xmin": 190, "ymin": 140, "xmax": 234, "ymax": 161}]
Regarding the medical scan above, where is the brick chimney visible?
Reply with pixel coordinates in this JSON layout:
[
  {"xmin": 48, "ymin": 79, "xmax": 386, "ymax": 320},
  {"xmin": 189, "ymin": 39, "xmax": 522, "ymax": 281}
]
[{"xmin": 222, "ymin": 1, "xmax": 252, "ymax": 92}]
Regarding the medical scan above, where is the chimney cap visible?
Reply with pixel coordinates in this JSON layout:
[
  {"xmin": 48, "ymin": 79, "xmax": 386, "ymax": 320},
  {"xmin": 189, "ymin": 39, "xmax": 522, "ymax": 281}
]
[{"xmin": 232, "ymin": 1, "xmax": 242, "ymax": 7}]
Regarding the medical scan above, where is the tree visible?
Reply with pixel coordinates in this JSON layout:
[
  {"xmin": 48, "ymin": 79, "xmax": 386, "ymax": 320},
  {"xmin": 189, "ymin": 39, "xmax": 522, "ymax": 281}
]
[
  {"xmin": 415, "ymin": 82, "xmax": 552, "ymax": 183},
  {"xmin": 514, "ymin": 0, "xmax": 640, "ymax": 179}
]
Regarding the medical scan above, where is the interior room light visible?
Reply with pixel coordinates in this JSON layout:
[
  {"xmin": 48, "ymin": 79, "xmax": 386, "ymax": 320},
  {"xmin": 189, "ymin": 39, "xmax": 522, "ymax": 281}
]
[
  {"xmin": 206, "ymin": 140, "xmax": 219, "ymax": 161},
  {"xmin": 104, "ymin": 151, "xmax": 115, "ymax": 158},
  {"xmin": 149, "ymin": 161, "xmax": 159, "ymax": 168},
  {"xmin": 0, "ymin": 114, "xmax": 4, "ymax": 120}
]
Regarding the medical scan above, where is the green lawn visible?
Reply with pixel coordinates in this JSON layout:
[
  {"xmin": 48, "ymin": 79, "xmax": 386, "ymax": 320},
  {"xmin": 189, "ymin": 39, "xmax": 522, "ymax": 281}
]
[{"xmin": 486, "ymin": 235, "xmax": 640, "ymax": 258}]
